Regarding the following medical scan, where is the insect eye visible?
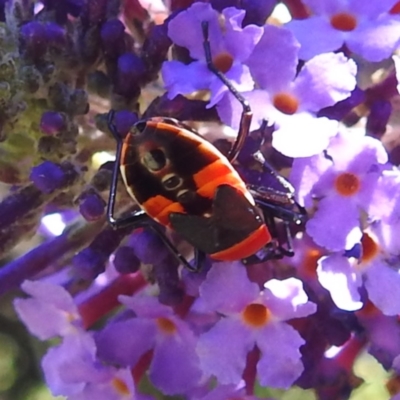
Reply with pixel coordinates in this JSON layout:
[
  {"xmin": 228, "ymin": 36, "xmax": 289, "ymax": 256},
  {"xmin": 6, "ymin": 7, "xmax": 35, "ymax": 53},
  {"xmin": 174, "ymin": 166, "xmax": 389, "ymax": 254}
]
[{"xmin": 142, "ymin": 148, "xmax": 166, "ymax": 171}]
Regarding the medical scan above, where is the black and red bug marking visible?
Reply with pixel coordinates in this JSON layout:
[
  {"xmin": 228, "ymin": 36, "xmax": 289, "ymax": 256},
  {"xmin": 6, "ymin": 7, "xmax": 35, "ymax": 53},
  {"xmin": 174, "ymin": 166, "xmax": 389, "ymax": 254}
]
[{"xmin": 106, "ymin": 21, "xmax": 306, "ymax": 271}]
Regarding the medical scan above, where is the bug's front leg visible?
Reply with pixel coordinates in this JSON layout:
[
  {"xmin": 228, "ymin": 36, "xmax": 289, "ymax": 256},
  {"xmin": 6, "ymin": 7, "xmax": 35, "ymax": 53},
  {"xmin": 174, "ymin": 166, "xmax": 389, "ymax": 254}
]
[{"xmin": 201, "ymin": 21, "xmax": 252, "ymax": 163}]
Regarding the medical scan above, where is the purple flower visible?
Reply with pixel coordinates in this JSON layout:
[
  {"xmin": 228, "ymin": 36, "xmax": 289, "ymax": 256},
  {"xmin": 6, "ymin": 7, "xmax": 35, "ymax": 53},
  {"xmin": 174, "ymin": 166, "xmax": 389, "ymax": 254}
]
[
  {"xmin": 196, "ymin": 262, "xmax": 316, "ymax": 389},
  {"xmin": 162, "ymin": 3, "xmax": 263, "ymax": 107},
  {"xmin": 317, "ymin": 219, "xmax": 400, "ymax": 315},
  {"xmin": 290, "ymin": 129, "xmax": 389, "ymax": 251},
  {"xmin": 30, "ymin": 161, "xmax": 79, "ymax": 194},
  {"xmin": 40, "ymin": 111, "xmax": 67, "ymax": 135},
  {"xmin": 14, "ymin": 280, "xmax": 83, "ymax": 340},
  {"xmin": 216, "ymin": 26, "xmax": 357, "ymax": 157},
  {"xmin": 286, "ymin": 0, "xmax": 400, "ymax": 61},
  {"xmin": 42, "ymin": 333, "xmax": 138, "ymax": 399},
  {"xmin": 78, "ymin": 192, "xmax": 106, "ymax": 221},
  {"xmin": 95, "ymin": 295, "xmax": 202, "ymax": 395}
]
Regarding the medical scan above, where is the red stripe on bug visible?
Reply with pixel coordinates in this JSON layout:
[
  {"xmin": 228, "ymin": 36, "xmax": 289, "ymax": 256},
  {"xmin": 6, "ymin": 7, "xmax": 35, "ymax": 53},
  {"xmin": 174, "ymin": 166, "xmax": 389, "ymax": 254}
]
[
  {"xmin": 142, "ymin": 195, "xmax": 185, "ymax": 226},
  {"xmin": 193, "ymin": 158, "xmax": 248, "ymax": 199}
]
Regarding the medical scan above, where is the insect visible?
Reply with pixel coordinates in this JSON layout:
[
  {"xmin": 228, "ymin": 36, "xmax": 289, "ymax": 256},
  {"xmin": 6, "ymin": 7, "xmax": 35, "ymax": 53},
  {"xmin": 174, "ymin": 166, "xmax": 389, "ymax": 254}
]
[{"xmin": 107, "ymin": 21, "xmax": 306, "ymax": 271}]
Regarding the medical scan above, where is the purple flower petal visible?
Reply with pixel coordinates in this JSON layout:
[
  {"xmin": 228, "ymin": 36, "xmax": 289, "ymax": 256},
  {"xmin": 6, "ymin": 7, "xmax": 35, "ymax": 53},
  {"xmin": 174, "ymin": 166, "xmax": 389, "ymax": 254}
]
[
  {"xmin": 14, "ymin": 280, "xmax": 81, "ymax": 340},
  {"xmin": 199, "ymin": 262, "xmax": 259, "ymax": 314},
  {"xmin": 197, "ymin": 318, "xmax": 254, "ymax": 384},
  {"xmin": 263, "ymin": 278, "xmax": 317, "ymax": 320},
  {"xmin": 216, "ymin": 89, "xmax": 271, "ymax": 131},
  {"xmin": 348, "ymin": 0, "xmax": 399, "ymax": 16},
  {"xmin": 317, "ymin": 254, "xmax": 363, "ymax": 311},
  {"xmin": 365, "ymin": 261, "xmax": 400, "ymax": 316},
  {"xmin": 167, "ymin": 3, "xmax": 221, "ymax": 60},
  {"xmin": 150, "ymin": 335, "xmax": 201, "ymax": 395},
  {"xmin": 306, "ymin": 196, "xmax": 362, "ymax": 251},
  {"xmin": 162, "ymin": 61, "xmax": 212, "ymax": 99},
  {"xmin": 247, "ymin": 24, "xmax": 300, "ymax": 91},
  {"xmin": 69, "ymin": 368, "xmax": 136, "ymax": 400},
  {"xmin": 347, "ymin": 15, "xmax": 400, "ymax": 62},
  {"xmin": 257, "ymin": 323, "xmax": 305, "ymax": 389},
  {"xmin": 312, "ymin": 126, "xmax": 387, "ymax": 175},
  {"xmin": 368, "ymin": 170, "xmax": 400, "ymax": 222},
  {"xmin": 272, "ymin": 113, "xmax": 338, "ymax": 157},
  {"xmin": 42, "ymin": 334, "xmax": 102, "ymax": 396},
  {"xmin": 95, "ymin": 319, "xmax": 156, "ymax": 366},
  {"xmin": 286, "ymin": 17, "xmax": 344, "ymax": 60},
  {"xmin": 301, "ymin": 0, "xmax": 342, "ymax": 14},
  {"xmin": 294, "ymin": 53, "xmax": 357, "ymax": 111},
  {"xmin": 290, "ymin": 154, "xmax": 333, "ymax": 208},
  {"xmin": 223, "ymin": 7, "xmax": 263, "ymax": 61},
  {"xmin": 20, "ymin": 279, "xmax": 77, "ymax": 310}
]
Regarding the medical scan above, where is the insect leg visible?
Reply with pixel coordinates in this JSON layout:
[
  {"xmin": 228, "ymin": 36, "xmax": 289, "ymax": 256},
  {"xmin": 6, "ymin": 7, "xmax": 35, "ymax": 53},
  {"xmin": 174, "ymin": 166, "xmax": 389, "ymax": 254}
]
[
  {"xmin": 252, "ymin": 150, "xmax": 298, "ymax": 196},
  {"xmin": 192, "ymin": 249, "xmax": 206, "ymax": 273},
  {"xmin": 106, "ymin": 110, "xmax": 125, "ymax": 229},
  {"xmin": 250, "ymin": 192, "xmax": 307, "ymax": 225},
  {"xmin": 201, "ymin": 21, "xmax": 252, "ymax": 163},
  {"xmin": 253, "ymin": 197, "xmax": 298, "ymax": 261}
]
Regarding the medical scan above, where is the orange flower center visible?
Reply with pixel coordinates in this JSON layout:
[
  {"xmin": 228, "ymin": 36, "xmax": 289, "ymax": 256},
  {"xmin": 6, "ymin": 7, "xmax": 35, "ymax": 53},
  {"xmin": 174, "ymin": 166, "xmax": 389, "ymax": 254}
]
[
  {"xmin": 390, "ymin": 1, "xmax": 400, "ymax": 14},
  {"xmin": 360, "ymin": 232, "xmax": 379, "ymax": 263},
  {"xmin": 273, "ymin": 92, "xmax": 299, "ymax": 115},
  {"xmin": 334, "ymin": 172, "xmax": 360, "ymax": 196},
  {"xmin": 156, "ymin": 317, "xmax": 177, "ymax": 334},
  {"xmin": 330, "ymin": 12, "xmax": 357, "ymax": 31},
  {"xmin": 242, "ymin": 303, "xmax": 270, "ymax": 327},
  {"xmin": 112, "ymin": 378, "xmax": 130, "ymax": 396},
  {"xmin": 212, "ymin": 52, "xmax": 234, "ymax": 74}
]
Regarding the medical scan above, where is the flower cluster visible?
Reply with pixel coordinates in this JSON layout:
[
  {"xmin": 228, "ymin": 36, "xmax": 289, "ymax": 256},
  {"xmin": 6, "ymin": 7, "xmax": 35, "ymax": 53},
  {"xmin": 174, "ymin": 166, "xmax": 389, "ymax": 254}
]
[{"xmin": 1, "ymin": 0, "xmax": 400, "ymax": 399}]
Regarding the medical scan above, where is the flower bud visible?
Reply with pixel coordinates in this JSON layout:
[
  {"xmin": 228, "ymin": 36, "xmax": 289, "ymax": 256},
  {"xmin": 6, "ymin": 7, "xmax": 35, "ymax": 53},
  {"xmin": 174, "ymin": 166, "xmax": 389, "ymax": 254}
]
[
  {"xmin": 79, "ymin": 192, "xmax": 106, "ymax": 221},
  {"xmin": 20, "ymin": 21, "xmax": 48, "ymax": 58},
  {"xmin": 45, "ymin": 22, "xmax": 66, "ymax": 49},
  {"xmin": 40, "ymin": 111, "xmax": 66, "ymax": 136},
  {"xmin": 366, "ymin": 100, "xmax": 392, "ymax": 138},
  {"xmin": 115, "ymin": 52, "xmax": 145, "ymax": 99},
  {"xmin": 113, "ymin": 110, "xmax": 139, "ymax": 137},
  {"xmin": 128, "ymin": 229, "xmax": 169, "ymax": 265},
  {"xmin": 101, "ymin": 19, "xmax": 126, "ymax": 58},
  {"xmin": 30, "ymin": 161, "xmax": 78, "ymax": 193},
  {"xmin": 113, "ymin": 245, "xmax": 140, "ymax": 274}
]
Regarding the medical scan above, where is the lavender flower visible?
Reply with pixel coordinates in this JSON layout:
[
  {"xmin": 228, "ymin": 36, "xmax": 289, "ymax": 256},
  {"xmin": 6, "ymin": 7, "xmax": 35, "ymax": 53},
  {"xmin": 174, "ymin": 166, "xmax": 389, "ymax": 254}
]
[
  {"xmin": 14, "ymin": 280, "xmax": 83, "ymax": 339},
  {"xmin": 196, "ymin": 262, "xmax": 316, "ymax": 389},
  {"xmin": 290, "ymin": 129, "xmax": 389, "ymax": 251},
  {"xmin": 285, "ymin": 0, "xmax": 400, "ymax": 61},
  {"xmin": 96, "ymin": 295, "xmax": 202, "ymax": 395},
  {"xmin": 217, "ymin": 39, "xmax": 357, "ymax": 156},
  {"xmin": 162, "ymin": 2, "xmax": 263, "ymax": 106},
  {"xmin": 42, "ymin": 333, "xmax": 138, "ymax": 400}
]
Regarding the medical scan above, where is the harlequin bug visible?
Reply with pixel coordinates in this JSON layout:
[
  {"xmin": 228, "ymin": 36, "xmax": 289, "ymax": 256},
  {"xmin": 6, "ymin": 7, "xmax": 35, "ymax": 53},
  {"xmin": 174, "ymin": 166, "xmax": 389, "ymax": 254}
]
[{"xmin": 106, "ymin": 21, "xmax": 306, "ymax": 271}]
